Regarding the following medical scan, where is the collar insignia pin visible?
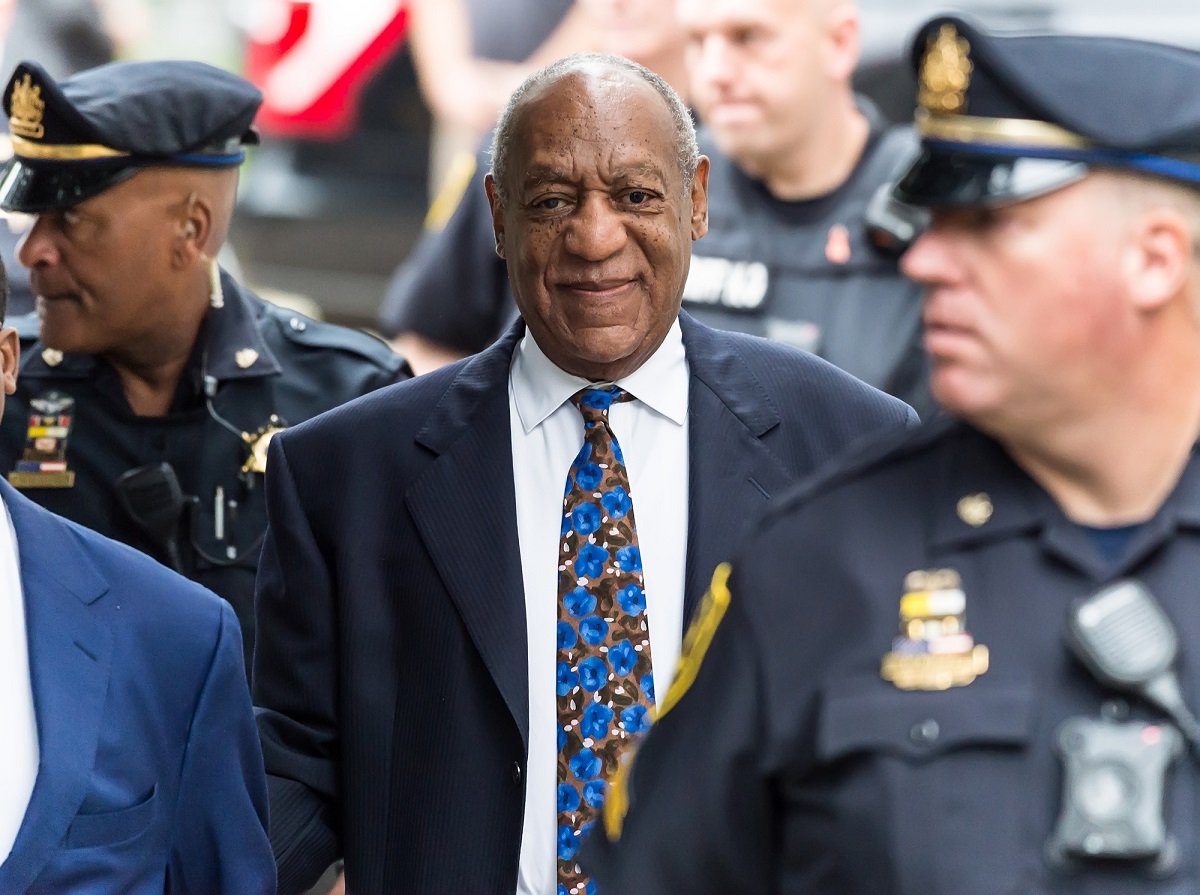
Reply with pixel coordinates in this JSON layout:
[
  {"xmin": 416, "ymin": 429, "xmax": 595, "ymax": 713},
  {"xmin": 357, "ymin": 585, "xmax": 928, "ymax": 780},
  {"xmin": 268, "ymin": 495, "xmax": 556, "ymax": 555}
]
[
  {"xmin": 234, "ymin": 348, "xmax": 259, "ymax": 369},
  {"xmin": 957, "ymin": 492, "xmax": 993, "ymax": 527}
]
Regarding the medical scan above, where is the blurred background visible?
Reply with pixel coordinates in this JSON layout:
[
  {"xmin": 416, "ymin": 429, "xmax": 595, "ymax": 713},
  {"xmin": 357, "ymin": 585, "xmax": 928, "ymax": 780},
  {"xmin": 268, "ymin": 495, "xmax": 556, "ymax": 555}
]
[{"xmin": 3, "ymin": 0, "xmax": 1198, "ymax": 329}]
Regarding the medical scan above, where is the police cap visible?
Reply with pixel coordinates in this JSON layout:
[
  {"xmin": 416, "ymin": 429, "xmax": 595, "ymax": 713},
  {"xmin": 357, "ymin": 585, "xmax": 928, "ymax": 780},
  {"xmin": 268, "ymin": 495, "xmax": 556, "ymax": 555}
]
[
  {"xmin": 893, "ymin": 16, "xmax": 1200, "ymax": 209},
  {"xmin": 0, "ymin": 59, "xmax": 261, "ymax": 213}
]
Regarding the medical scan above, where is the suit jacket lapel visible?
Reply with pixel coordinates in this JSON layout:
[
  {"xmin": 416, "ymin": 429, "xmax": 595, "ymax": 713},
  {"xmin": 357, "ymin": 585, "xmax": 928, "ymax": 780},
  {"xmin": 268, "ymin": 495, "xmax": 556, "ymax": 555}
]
[
  {"xmin": 0, "ymin": 483, "xmax": 113, "ymax": 891},
  {"xmin": 680, "ymin": 314, "xmax": 794, "ymax": 624},
  {"xmin": 406, "ymin": 324, "xmax": 530, "ymax": 746}
]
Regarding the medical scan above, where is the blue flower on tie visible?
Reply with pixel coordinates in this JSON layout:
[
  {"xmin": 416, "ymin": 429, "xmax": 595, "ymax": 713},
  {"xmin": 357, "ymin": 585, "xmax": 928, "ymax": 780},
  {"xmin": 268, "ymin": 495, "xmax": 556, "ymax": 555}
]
[
  {"xmin": 576, "ymin": 544, "xmax": 608, "ymax": 579},
  {"xmin": 581, "ymin": 703, "xmax": 614, "ymax": 740},
  {"xmin": 610, "ymin": 639, "xmax": 639, "ymax": 677},
  {"xmin": 575, "ymin": 462, "xmax": 604, "ymax": 491},
  {"xmin": 615, "ymin": 545, "xmax": 642, "ymax": 573},
  {"xmin": 613, "ymin": 440, "xmax": 625, "ymax": 465},
  {"xmin": 578, "ymin": 656, "xmax": 608, "ymax": 692},
  {"xmin": 641, "ymin": 672, "xmax": 655, "ymax": 704},
  {"xmin": 564, "ymin": 587, "xmax": 597, "ymax": 618},
  {"xmin": 574, "ymin": 441, "xmax": 592, "ymax": 466},
  {"xmin": 583, "ymin": 779, "xmax": 607, "ymax": 809},
  {"xmin": 559, "ymin": 886, "xmax": 569, "ymax": 895},
  {"xmin": 557, "ymin": 662, "xmax": 579, "ymax": 696},
  {"xmin": 601, "ymin": 486, "xmax": 632, "ymax": 519},
  {"xmin": 621, "ymin": 704, "xmax": 653, "ymax": 734},
  {"xmin": 558, "ymin": 783, "xmax": 581, "ymax": 813},
  {"xmin": 617, "ymin": 584, "xmax": 646, "ymax": 616},
  {"xmin": 579, "ymin": 615, "xmax": 608, "ymax": 645},
  {"xmin": 557, "ymin": 621, "xmax": 578, "ymax": 651},
  {"xmin": 580, "ymin": 389, "xmax": 616, "ymax": 411},
  {"xmin": 558, "ymin": 824, "xmax": 579, "ymax": 860},
  {"xmin": 570, "ymin": 747, "xmax": 602, "ymax": 780},
  {"xmin": 586, "ymin": 881, "xmax": 598, "ymax": 895},
  {"xmin": 572, "ymin": 502, "xmax": 602, "ymax": 535}
]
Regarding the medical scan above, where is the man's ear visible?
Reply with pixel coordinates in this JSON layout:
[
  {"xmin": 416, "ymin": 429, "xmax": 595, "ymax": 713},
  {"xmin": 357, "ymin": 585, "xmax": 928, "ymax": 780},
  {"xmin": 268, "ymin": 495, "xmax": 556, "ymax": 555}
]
[
  {"xmin": 484, "ymin": 173, "xmax": 506, "ymax": 259},
  {"xmin": 822, "ymin": 2, "xmax": 862, "ymax": 81},
  {"xmin": 690, "ymin": 156, "xmax": 711, "ymax": 241},
  {"xmin": 0, "ymin": 326, "xmax": 19, "ymax": 398},
  {"xmin": 1124, "ymin": 206, "xmax": 1192, "ymax": 312},
  {"xmin": 174, "ymin": 191, "xmax": 212, "ymax": 267}
]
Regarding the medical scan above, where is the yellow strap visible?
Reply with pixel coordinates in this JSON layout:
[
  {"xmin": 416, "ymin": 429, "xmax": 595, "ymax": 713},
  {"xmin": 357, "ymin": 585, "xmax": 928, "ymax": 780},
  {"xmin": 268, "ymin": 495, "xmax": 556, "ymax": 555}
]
[{"xmin": 603, "ymin": 562, "xmax": 734, "ymax": 840}]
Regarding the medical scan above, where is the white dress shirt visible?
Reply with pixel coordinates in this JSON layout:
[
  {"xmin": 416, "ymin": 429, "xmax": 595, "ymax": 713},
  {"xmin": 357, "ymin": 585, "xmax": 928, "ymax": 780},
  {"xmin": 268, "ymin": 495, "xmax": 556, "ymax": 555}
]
[
  {"xmin": 0, "ymin": 498, "xmax": 38, "ymax": 862},
  {"xmin": 511, "ymin": 322, "xmax": 690, "ymax": 895}
]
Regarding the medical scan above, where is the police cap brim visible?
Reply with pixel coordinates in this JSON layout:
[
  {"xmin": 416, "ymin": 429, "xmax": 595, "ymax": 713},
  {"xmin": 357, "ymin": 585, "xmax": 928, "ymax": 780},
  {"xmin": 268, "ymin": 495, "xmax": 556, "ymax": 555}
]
[
  {"xmin": 892, "ymin": 146, "xmax": 1089, "ymax": 210},
  {"xmin": 0, "ymin": 156, "xmax": 140, "ymax": 214}
]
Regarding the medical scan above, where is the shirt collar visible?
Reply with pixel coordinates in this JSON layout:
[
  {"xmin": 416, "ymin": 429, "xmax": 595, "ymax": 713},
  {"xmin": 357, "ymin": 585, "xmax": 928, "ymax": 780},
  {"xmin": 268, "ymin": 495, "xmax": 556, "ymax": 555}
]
[{"xmin": 511, "ymin": 318, "xmax": 688, "ymax": 433}]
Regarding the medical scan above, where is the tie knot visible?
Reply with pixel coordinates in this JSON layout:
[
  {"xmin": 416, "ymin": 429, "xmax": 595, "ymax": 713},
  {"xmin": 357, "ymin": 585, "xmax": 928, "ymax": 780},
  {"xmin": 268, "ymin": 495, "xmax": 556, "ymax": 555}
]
[{"xmin": 571, "ymin": 386, "xmax": 631, "ymax": 422}]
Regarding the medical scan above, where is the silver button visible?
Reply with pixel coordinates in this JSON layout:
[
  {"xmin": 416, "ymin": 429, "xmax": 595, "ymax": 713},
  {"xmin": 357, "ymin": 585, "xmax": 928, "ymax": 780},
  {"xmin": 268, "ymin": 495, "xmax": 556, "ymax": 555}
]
[
  {"xmin": 910, "ymin": 719, "xmax": 940, "ymax": 745},
  {"xmin": 511, "ymin": 762, "xmax": 522, "ymax": 784},
  {"xmin": 289, "ymin": 317, "xmax": 307, "ymax": 332}
]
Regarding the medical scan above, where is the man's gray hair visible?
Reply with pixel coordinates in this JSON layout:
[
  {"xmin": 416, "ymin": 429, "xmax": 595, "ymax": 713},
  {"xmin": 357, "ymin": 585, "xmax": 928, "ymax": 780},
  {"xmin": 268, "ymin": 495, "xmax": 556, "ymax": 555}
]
[{"xmin": 489, "ymin": 53, "xmax": 700, "ymax": 205}]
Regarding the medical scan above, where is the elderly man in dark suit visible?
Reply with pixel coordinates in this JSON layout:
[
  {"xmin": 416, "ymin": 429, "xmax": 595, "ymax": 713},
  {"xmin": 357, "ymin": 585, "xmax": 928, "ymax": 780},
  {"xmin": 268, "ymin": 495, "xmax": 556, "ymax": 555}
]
[{"xmin": 254, "ymin": 52, "xmax": 916, "ymax": 895}]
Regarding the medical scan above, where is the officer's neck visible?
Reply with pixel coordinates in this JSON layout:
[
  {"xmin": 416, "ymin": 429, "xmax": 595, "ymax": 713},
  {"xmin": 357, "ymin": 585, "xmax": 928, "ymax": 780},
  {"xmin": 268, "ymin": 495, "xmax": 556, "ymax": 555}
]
[
  {"xmin": 104, "ymin": 279, "xmax": 210, "ymax": 417},
  {"xmin": 757, "ymin": 99, "xmax": 869, "ymax": 202},
  {"xmin": 999, "ymin": 371, "xmax": 1200, "ymax": 528}
]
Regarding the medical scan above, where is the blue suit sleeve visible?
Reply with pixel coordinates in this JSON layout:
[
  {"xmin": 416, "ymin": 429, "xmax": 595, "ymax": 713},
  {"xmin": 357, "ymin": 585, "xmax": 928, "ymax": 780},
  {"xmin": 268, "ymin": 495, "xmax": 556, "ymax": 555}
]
[{"xmin": 168, "ymin": 602, "xmax": 274, "ymax": 894}]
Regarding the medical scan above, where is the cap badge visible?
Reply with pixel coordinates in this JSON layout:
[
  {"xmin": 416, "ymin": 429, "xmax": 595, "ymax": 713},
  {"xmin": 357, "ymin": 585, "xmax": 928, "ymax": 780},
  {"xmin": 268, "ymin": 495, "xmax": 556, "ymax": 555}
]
[
  {"xmin": 9, "ymin": 72, "xmax": 45, "ymax": 139},
  {"xmin": 918, "ymin": 23, "xmax": 973, "ymax": 115},
  {"xmin": 881, "ymin": 568, "xmax": 989, "ymax": 691},
  {"xmin": 8, "ymin": 390, "xmax": 76, "ymax": 489}
]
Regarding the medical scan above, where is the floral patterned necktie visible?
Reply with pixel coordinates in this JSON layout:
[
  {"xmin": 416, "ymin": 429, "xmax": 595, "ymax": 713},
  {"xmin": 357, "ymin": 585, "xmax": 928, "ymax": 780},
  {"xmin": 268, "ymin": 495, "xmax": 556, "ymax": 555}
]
[{"xmin": 556, "ymin": 386, "xmax": 655, "ymax": 895}]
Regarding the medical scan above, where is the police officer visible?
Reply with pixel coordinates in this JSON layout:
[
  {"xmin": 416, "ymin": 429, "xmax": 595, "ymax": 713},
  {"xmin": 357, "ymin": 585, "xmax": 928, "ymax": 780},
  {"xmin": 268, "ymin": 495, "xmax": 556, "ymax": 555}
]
[
  {"xmin": 379, "ymin": 0, "xmax": 930, "ymax": 418},
  {"xmin": 584, "ymin": 15, "xmax": 1200, "ymax": 893},
  {"xmin": 0, "ymin": 59, "xmax": 407, "ymax": 665}
]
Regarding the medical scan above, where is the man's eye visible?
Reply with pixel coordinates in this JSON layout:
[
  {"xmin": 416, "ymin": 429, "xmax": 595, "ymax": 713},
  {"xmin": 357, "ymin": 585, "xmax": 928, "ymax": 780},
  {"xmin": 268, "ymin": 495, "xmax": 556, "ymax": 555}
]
[
  {"xmin": 628, "ymin": 191, "xmax": 649, "ymax": 204},
  {"xmin": 535, "ymin": 196, "xmax": 565, "ymax": 210}
]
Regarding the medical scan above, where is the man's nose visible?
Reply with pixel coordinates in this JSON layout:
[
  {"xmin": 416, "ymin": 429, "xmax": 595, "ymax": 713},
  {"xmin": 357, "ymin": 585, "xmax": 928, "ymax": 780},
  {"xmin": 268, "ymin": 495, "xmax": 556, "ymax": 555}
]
[
  {"xmin": 900, "ymin": 225, "xmax": 956, "ymax": 288},
  {"xmin": 564, "ymin": 194, "xmax": 627, "ymax": 261},
  {"xmin": 16, "ymin": 216, "xmax": 60, "ymax": 269},
  {"xmin": 692, "ymin": 34, "xmax": 737, "ymax": 89}
]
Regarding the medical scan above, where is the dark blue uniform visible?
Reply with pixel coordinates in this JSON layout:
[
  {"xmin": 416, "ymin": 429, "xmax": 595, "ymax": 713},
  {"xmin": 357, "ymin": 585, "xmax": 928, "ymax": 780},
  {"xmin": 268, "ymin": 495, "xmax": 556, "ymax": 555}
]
[
  {"xmin": 585, "ymin": 419, "xmax": 1200, "ymax": 893},
  {"xmin": 1, "ymin": 270, "xmax": 405, "ymax": 662}
]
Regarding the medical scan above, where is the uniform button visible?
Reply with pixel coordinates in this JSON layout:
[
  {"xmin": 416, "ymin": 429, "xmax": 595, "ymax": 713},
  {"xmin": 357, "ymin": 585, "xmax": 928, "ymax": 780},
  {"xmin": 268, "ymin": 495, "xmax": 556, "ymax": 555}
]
[
  {"xmin": 910, "ymin": 719, "xmax": 940, "ymax": 745},
  {"xmin": 512, "ymin": 762, "xmax": 522, "ymax": 784},
  {"xmin": 289, "ymin": 317, "xmax": 307, "ymax": 332}
]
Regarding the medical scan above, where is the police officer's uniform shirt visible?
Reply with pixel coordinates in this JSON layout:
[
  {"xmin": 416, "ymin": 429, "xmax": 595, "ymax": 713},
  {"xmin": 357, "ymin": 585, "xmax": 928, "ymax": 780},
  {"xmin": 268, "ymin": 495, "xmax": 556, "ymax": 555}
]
[
  {"xmin": 510, "ymin": 320, "xmax": 689, "ymax": 895},
  {"xmin": 586, "ymin": 420, "xmax": 1200, "ymax": 893},
  {"xmin": 0, "ymin": 497, "xmax": 37, "ymax": 862},
  {"xmin": 0, "ymin": 270, "xmax": 404, "ymax": 667}
]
